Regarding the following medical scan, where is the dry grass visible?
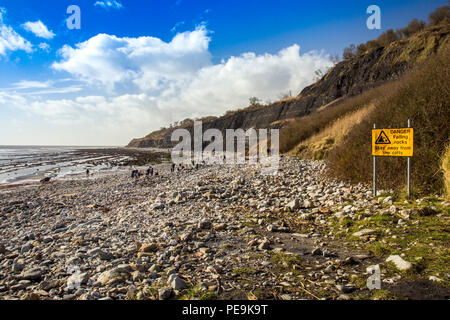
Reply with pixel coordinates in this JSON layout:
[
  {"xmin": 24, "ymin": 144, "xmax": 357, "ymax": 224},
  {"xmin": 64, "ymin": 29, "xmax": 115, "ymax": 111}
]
[
  {"xmin": 442, "ymin": 145, "xmax": 450, "ymax": 200},
  {"xmin": 291, "ymin": 104, "xmax": 375, "ymax": 159},
  {"xmin": 316, "ymin": 98, "xmax": 345, "ymax": 112},
  {"xmin": 278, "ymin": 96, "xmax": 300, "ymax": 103},
  {"xmin": 279, "ymin": 81, "xmax": 399, "ymax": 154}
]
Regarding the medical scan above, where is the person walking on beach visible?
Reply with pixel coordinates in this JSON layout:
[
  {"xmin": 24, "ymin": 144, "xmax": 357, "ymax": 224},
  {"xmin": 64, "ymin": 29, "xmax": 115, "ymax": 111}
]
[
  {"xmin": 86, "ymin": 169, "xmax": 90, "ymax": 177},
  {"xmin": 171, "ymin": 163, "xmax": 175, "ymax": 173},
  {"xmin": 133, "ymin": 170, "xmax": 139, "ymax": 184},
  {"xmin": 134, "ymin": 170, "xmax": 142, "ymax": 183}
]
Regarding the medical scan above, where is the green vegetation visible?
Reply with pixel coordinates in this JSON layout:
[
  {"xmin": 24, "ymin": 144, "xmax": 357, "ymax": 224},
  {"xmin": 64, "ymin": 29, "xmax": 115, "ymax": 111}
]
[
  {"xmin": 366, "ymin": 242, "xmax": 392, "ymax": 257},
  {"xmin": 330, "ymin": 197, "xmax": 449, "ymax": 279},
  {"xmin": 178, "ymin": 287, "xmax": 218, "ymax": 300},
  {"xmin": 147, "ymin": 284, "xmax": 162, "ymax": 300},
  {"xmin": 270, "ymin": 252, "xmax": 302, "ymax": 270},
  {"xmin": 370, "ymin": 289, "xmax": 398, "ymax": 300},
  {"xmin": 232, "ymin": 267, "xmax": 258, "ymax": 276}
]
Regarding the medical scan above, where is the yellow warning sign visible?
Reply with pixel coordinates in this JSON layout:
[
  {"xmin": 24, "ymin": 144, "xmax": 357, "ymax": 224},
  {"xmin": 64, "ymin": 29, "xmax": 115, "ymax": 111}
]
[{"xmin": 372, "ymin": 128, "xmax": 414, "ymax": 157}]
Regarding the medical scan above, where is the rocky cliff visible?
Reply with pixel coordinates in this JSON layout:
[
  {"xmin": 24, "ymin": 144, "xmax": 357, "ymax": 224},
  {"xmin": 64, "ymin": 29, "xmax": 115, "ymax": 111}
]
[{"xmin": 127, "ymin": 24, "xmax": 449, "ymax": 149}]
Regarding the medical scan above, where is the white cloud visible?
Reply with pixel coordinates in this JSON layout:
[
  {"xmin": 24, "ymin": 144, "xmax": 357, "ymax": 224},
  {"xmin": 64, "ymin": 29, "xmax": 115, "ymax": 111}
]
[
  {"xmin": 4, "ymin": 26, "xmax": 333, "ymax": 145},
  {"xmin": 38, "ymin": 42, "xmax": 50, "ymax": 52},
  {"xmin": 12, "ymin": 80, "xmax": 52, "ymax": 89},
  {"xmin": 52, "ymin": 27, "xmax": 212, "ymax": 90},
  {"xmin": 0, "ymin": 7, "xmax": 6, "ymax": 23},
  {"xmin": 0, "ymin": 25, "xmax": 33, "ymax": 56},
  {"xmin": 171, "ymin": 45, "xmax": 332, "ymax": 116},
  {"xmin": 22, "ymin": 20, "xmax": 55, "ymax": 39},
  {"xmin": 7, "ymin": 80, "xmax": 81, "ymax": 95},
  {"xmin": 27, "ymin": 86, "xmax": 83, "ymax": 95},
  {"xmin": 171, "ymin": 21, "xmax": 185, "ymax": 33},
  {"xmin": 94, "ymin": 1, "xmax": 123, "ymax": 10},
  {"xmin": 0, "ymin": 9, "xmax": 33, "ymax": 56}
]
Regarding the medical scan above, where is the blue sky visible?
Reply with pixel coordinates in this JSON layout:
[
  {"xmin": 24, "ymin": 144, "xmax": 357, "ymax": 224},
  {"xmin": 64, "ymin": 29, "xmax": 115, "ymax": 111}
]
[{"xmin": 0, "ymin": 0, "xmax": 446, "ymax": 145}]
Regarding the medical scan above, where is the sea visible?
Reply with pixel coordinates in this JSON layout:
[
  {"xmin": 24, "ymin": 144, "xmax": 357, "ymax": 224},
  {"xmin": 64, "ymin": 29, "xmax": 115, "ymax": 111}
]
[{"xmin": 0, "ymin": 146, "xmax": 127, "ymax": 186}]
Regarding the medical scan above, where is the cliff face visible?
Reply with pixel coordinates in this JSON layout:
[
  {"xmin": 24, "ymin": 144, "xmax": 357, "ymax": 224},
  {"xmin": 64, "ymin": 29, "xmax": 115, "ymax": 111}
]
[{"xmin": 127, "ymin": 24, "xmax": 449, "ymax": 148}]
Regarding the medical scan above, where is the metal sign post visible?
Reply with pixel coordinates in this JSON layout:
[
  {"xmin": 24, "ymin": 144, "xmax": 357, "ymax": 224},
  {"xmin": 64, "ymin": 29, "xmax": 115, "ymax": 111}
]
[
  {"xmin": 407, "ymin": 119, "xmax": 411, "ymax": 198},
  {"xmin": 371, "ymin": 121, "xmax": 414, "ymax": 198},
  {"xmin": 373, "ymin": 123, "xmax": 377, "ymax": 197}
]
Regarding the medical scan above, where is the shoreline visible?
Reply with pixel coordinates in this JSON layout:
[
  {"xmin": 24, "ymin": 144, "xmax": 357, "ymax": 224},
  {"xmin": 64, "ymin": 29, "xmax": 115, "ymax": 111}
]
[{"xmin": 0, "ymin": 147, "xmax": 171, "ymax": 190}]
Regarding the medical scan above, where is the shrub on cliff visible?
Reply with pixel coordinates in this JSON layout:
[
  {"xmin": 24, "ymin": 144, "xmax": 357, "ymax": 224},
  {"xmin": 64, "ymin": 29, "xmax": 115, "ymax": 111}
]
[{"xmin": 429, "ymin": 5, "xmax": 450, "ymax": 26}]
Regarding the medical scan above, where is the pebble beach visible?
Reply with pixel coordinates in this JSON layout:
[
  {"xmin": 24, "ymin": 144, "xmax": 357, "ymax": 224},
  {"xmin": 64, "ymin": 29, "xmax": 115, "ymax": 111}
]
[{"xmin": 0, "ymin": 156, "xmax": 448, "ymax": 300}]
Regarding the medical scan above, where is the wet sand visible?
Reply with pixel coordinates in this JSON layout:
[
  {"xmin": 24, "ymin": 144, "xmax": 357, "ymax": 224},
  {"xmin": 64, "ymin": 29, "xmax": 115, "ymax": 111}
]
[{"xmin": 0, "ymin": 147, "xmax": 171, "ymax": 190}]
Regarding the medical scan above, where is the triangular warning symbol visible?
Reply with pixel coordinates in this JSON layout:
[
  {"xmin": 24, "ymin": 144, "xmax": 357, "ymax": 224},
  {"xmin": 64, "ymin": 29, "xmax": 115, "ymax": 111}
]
[{"xmin": 375, "ymin": 131, "xmax": 391, "ymax": 145}]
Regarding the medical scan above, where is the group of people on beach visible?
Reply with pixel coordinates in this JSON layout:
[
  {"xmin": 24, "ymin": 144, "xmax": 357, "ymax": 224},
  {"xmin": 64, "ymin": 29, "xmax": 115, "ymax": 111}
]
[
  {"xmin": 131, "ymin": 160, "xmax": 206, "ymax": 181},
  {"xmin": 170, "ymin": 163, "xmax": 187, "ymax": 173},
  {"xmin": 131, "ymin": 166, "xmax": 159, "ymax": 180}
]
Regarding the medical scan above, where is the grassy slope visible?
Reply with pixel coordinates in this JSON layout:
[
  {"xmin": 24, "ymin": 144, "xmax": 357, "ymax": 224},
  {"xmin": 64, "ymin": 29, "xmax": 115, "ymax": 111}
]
[
  {"xmin": 327, "ymin": 43, "xmax": 449, "ymax": 195},
  {"xmin": 279, "ymin": 85, "xmax": 392, "ymax": 153},
  {"xmin": 281, "ymin": 23, "xmax": 449, "ymax": 196},
  {"xmin": 289, "ymin": 104, "xmax": 375, "ymax": 160}
]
